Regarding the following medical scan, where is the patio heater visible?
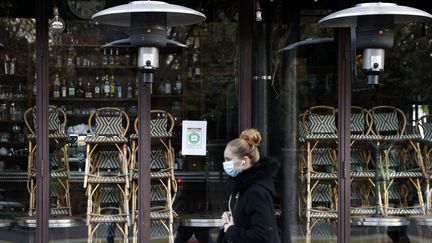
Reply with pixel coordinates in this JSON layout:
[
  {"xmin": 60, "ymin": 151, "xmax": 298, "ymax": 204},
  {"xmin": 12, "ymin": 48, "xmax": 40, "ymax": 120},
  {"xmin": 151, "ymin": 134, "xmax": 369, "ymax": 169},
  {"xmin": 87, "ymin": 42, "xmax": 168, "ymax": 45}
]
[
  {"xmin": 318, "ymin": 3, "xmax": 432, "ymax": 239},
  {"xmin": 319, "ymin": 2, "xmax": 432, "ymax": 85},
  {"xmin": 92, "ymin": 1, "xmax": 205, "ymax": 240}
]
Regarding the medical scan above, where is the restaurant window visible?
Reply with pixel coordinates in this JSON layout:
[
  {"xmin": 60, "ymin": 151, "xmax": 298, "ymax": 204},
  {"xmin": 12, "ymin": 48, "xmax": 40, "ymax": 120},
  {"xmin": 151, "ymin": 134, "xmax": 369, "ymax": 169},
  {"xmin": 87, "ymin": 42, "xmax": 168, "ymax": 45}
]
[
  {"xmin": 270, "ymin": 2, "xmax": 432, "ymax": 242},
  {"xmin": 0, "ymin": 0, "xmax": 239, "ymax": 241}
]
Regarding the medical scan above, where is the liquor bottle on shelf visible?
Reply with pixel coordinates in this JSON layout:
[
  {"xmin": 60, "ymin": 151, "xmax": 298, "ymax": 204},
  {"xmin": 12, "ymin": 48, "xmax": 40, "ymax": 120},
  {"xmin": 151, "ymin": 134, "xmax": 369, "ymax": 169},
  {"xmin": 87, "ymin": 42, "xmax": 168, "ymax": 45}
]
[
  {"xmin": 193, "ymin": 52, "xmax": 201, "ymax": 80},
  {"xmin": 103, "ymin": 75, "xmax": 110, "ymax": 98},
  {"xmin": 100, "ymin": 77, "xmax": 104, "ymax": 97},
  {"xmin": 134, "ymin": 77, "xmax": 139, "ymax": 97},
  {"xmin": 33, "ymin": 73, "xmax": 37, "ymax": 96},
  {"xmin": 164, "ymin": 78, "xmax": 172, "ymax": 94},
  {"xmin": 9, "ymin": 102, "xmax": 16, "ymax": 121},
  {"xmin": 115, "ymin": 80, "xmax": 122, "ymax": 98},
  {"xmin": 53, "ymin": 74, "xmax": 61, "ymax": 98},
  {"xmin": 85, "ymin": 81, "xmax": 93, "ymax": 98},
  {"xmin": 187, "ymin": 66, "xmax": 193, "ymax": 80},
  {"xmin": 115, "ymin": 48, "xmax": 120, "ymax": 66},
  {"xmin": 55, "ymin": 53, "xmax": 62, "ymax": 68},
  {"xmin": 17, "ymin": 83, "xmax": 25, "ymax": 98},
  {"xmin": 158, "ymin": 78, "xmax": 165, "ymax": 94},
  {"xmin": 126, "ymin": 80, "xmax": 133, "ymax": 98},
  {"xmin": 109, "ymin": 75, "xmax": 115, "ymax": 98},
  {"xmin": 68, "ymin": 79, "xmax": 75, "ymax": 97},
  {"xmin": 132, "ymin": 53, "xmax": 137, "ymax": 66},
  {"xmin": 67, "ymin": 46, "xmax": 75, "ymax": 66},
  {"xmin": 61, "ymin": 78, "xmax": 67, "ymax": 98},
  {"xmin": 175, "ymin": 74, "xmax": 182, "ymax": 94},
  {"xmin": 0, "ymin": 103, "xmax": 8, "ymax": 120},
  {"xmin": 124, "ymin": 48, "xmax": 131, "ymax": 66},
  {"xmin": 176, "ymin": 151, "xmax": 184, "ymax": 171},
  {"xmin": 109, "ymin": 48, "xmax": 115, "ymax": 66},
  {"xmin": 76, "ymin": 78, "xmax": 85, "ymax": 98},
  {"xmin": 102, "ymin": 49, "xmax": 108, "ymax": 66},
  {"xmin": 94, "ymin": 75, "xmax": 101, "ymax": 98},
  {"xmin": 193, "ymin": 29, "xmax": 201, "ymax": 49}
]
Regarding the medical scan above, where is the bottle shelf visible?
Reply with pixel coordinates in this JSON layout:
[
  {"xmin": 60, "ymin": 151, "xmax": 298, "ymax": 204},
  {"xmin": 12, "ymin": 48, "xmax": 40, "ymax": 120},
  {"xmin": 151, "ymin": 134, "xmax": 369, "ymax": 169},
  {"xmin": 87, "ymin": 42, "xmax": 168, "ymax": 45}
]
[
  {"xmin": 0, "ymin": 120, "xmax": 24, "ymax": 124},
  {"xmin": 49, "ymin": 96, "xmax": 182, "ymax": 102},
  {"xmin": 49, "ymin": 97, "xmax": 136, "ymax": 102},
  {"xmin": 0, "ymin": 98, "xmax": 27, "ymax": 102},
  {"xmin": 0, "ymin": 74, "xmax": 27, "ymax": 80},
  {"xmin": 49, "ymin": 65, "xmax": 137, "ymax": 70},
  {"xmin": 74, "ymin": 65, "xmax": 137, "ymax": 70},
  {"xmin": 0, "ymin": 155, "xmax": 27, "ymax": 159},
  {"xmin": 0, "ymin": 142, "xmax": 27, "ymax": 146},
  {"xmin": 151, "ymin": 94, "xmax": 182, "ymax": 98}
]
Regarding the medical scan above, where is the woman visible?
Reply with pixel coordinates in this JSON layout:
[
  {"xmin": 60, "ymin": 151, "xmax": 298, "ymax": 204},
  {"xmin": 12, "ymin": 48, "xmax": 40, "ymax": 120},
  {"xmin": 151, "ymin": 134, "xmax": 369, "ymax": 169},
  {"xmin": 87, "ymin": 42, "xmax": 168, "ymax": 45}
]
[{"xmin": 219, "ymin": 129, "xmax": 281, "ymax": 243}]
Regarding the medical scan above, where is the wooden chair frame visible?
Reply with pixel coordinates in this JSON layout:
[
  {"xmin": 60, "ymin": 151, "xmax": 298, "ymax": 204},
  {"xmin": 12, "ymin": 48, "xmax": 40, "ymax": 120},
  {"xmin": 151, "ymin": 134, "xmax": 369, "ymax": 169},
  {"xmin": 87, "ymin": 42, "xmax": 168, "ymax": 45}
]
[
  {"xmin": 129, "ymin": 110, "xmax": 177, "ymax": 243},
  {"xmin": 368, "ymin": 105, "xmax": 424, "ymax": 216},
  {"xmin": 84, "ymin": 107, "xmax": 131, "ymax": 242},
  {"xmin": 24, "ymin": 105, "xmax": 71, "ymax": 216}
]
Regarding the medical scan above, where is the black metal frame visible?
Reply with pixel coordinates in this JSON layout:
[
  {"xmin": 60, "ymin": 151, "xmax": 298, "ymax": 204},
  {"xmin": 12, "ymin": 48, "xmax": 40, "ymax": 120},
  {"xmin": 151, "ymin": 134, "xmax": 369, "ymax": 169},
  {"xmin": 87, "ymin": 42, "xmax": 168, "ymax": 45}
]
[
  {"xmin": 239, "ymin": 0, "xmax": 253, "ymax": 131},
  {"xmin": 337, "ymin": 27, "xmax": 352, "ymax": 243},
  {"xmin": 35, "ymin": 0, "xmax": 49, "ymax": 242}
]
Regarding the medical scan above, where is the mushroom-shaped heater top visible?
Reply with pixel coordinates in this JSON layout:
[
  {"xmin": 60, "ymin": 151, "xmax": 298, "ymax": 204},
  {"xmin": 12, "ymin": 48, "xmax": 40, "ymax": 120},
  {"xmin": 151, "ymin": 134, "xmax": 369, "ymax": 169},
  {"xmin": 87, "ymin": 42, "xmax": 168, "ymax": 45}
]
[
  {"xmin": 92, "ymin": 1, "xmax": 206, "ymax": 27},
  {"xmin": 92, "ymin": 0, "xmax": 205, "ymax": 77},
  {"xmin": 319, "ymin": 2, "xmax": 432, "ymax": 85},
  {"xmin": 319, "ymin": 2, "xmax": 432, "ymax": 28},
  {"xmin": 92, "ymin": 1, "xmax": 205, "ymax": 48}
]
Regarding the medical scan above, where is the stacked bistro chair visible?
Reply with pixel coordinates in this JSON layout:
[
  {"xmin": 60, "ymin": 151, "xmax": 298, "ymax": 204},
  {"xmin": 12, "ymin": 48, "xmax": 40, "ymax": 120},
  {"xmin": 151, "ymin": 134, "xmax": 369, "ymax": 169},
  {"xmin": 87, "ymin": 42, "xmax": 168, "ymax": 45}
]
[
  {"xmin": 301, "ymin": 105, "xmax": 338, "ymax": 234},
  {"xmin": 415, "ymin": 114, "xmax": 432, "ymax": 214},
  {"xmin": 298, "ymin": 113, "xmax": 308, "ymax": 215},
  {"xmin": 368, "ymin": 105, "xmax": 424, "ymax": 216},
  {"xmin": 349, "ymin": 106, "xmax": 375, "ymax": 215},
  {"xmin": 84, "ymin": 107, "xmax": 130, "ymax": 243},
  {"xmin": 129, "ymin": 110, "xmax": 177, "ymax": 243},
  {"xmin": 24, "ymin": 105, "xmax": 72, "ymax": 217}
]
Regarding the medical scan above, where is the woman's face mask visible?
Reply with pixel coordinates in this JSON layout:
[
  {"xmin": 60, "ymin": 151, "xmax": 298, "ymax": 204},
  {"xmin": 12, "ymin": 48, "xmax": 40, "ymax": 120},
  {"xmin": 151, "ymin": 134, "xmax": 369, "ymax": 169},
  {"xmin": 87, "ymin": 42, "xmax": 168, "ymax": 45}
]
[{"xmin": 223, "ymin": 160, "xmax": 245, "ymax": 177}]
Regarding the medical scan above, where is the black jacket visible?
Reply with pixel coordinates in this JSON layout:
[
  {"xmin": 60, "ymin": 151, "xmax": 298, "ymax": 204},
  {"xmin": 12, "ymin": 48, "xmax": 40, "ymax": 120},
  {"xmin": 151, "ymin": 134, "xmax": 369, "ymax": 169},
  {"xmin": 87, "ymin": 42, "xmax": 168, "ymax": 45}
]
[{"xmin": 224, "ymin": 157, "xmax": 281, "ymax": 243}]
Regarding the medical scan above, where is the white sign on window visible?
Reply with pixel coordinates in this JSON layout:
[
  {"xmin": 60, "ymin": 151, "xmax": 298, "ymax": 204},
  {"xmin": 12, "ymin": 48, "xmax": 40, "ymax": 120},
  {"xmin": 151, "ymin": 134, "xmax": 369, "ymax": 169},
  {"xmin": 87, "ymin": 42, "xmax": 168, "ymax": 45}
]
[{"xmin": 181, "ymin": 120, "xmax": 207, "ymax": 156}]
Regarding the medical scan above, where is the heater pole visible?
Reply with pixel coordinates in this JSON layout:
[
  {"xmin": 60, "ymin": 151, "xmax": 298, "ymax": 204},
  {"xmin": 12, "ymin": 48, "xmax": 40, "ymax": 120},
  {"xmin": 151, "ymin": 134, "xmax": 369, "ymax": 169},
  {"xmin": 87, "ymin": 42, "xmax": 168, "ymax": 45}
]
[{"xmin": 138, "ymin": 73, "xmax": 152, "ymax": 242}]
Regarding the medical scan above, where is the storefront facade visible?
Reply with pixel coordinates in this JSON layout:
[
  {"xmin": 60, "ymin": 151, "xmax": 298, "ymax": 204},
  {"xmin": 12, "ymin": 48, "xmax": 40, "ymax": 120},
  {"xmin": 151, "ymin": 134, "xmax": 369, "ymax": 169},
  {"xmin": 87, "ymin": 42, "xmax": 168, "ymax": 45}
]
[{"xmin": 0, "ymin": 0, "xmax": 432, "ymax": 242}]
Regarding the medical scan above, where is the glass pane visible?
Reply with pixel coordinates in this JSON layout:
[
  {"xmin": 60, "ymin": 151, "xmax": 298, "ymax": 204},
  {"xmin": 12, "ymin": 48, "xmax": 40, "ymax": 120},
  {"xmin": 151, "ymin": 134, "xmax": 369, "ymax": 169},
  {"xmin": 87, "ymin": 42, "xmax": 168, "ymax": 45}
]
[
  {"xmin": 42, "ymin": 1, "xmax": 239, "ymax": 242},
  {"xmin": 171, "ymin": 4, "xmax": 239, "ymax": 243},
  {"xmin": 351, "ymin": 22, "xmax": 432, "ymax": 243},
  {"xmin": 0, "ymin": 17, "xmax": 36, "ymax": 241},
  {"xmin": 270, "ymin": 11, "xmax": 339, "ymax": 242},
  {"xmin": 48, "ymin": 18, "xmax": 139, "ymax": 241},
  {"xmin": 272, "ymin": 9, "xmax": 432, "ymax": 243}
]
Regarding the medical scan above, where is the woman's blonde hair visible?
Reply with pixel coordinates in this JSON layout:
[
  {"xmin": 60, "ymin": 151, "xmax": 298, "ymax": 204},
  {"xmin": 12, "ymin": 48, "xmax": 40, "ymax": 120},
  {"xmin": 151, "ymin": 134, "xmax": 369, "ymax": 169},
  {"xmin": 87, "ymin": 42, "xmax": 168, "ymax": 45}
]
[{"xmin": 227, "ymin": 128, "xmax": 261, "ymax": 163}]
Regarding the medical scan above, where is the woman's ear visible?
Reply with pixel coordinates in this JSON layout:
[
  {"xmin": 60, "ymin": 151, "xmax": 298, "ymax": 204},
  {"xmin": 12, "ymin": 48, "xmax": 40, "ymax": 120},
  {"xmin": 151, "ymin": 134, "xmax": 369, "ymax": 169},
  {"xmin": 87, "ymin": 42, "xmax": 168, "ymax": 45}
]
[{"xmin": 242, "ymin": 156, "xmax": 253, "ymax": 168}]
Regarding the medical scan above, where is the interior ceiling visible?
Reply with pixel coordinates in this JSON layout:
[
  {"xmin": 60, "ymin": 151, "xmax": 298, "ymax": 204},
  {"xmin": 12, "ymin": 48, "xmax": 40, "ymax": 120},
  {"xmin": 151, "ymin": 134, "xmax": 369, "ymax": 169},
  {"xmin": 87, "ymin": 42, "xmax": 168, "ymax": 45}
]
[{"xmin": 1, "ymin": 0, "xmax": 432, "ymax": 19}]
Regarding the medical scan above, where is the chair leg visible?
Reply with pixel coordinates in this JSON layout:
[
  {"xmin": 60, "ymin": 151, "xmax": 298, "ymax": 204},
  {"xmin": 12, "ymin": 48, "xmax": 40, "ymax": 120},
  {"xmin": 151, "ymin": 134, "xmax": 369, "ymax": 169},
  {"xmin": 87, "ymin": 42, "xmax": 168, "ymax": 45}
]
[
  {"xmin": 88, "ymin": 223, "xmax": 93, "ymax": 243},
  {"xmin": 133, "ymin": 222, "xmax": 137, "ymax": 243},
  {"xmin": 29, "ymin": 177, "xmax": 36, "ymax": 216},
  {"xmin": 167, "ymin": 178, "xmax": 174, "ymax": 243},
  {"xmin": 124, "ymin": 222, "xmax": 128, "ymax": 243}
]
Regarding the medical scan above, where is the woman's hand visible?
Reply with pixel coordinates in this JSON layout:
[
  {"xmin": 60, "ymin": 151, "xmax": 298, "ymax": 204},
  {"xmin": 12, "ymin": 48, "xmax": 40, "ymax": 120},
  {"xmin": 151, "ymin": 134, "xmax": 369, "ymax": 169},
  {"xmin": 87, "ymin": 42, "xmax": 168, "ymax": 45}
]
[{"xmin": 221, "ymin": 211, "xmax": 234, "ymax": 232}]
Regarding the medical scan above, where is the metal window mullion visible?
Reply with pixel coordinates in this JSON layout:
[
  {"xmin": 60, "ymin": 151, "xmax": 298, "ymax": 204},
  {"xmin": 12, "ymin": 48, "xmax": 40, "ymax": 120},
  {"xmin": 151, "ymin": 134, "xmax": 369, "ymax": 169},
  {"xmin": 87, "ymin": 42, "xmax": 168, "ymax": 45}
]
[
  {"xmin": 337, "ymin": 27, "xmax": 352, "ymax": 243},
  {"xmin": 239, "ymin": 0, "xmax": 253, "ymax": 131},
  {"xmin": 35, "ymin": 0, "xmax": 50, "ymax": 242}
]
